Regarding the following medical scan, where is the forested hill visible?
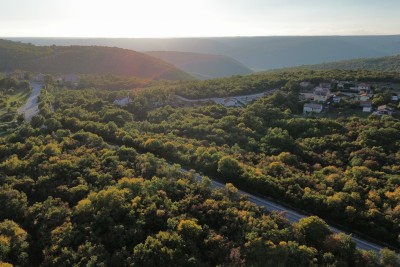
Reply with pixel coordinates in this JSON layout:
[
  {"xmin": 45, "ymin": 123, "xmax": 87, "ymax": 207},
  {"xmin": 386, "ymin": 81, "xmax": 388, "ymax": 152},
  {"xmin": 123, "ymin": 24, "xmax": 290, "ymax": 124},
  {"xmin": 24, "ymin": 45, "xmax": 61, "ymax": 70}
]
[
  {"xmin": 146, "ymin": 51, "xmax": 254, "ymax": 79},
  {"xmin": 291, "ymin": 54, "xmax": 400, "ymax": 72},
  {"xmin": 10, "ymin": 35, "xmax": 400, "ymax": 70},
  {"xmin": 0, "ymin": 39, "xmax": 192, "ymax": 80}
]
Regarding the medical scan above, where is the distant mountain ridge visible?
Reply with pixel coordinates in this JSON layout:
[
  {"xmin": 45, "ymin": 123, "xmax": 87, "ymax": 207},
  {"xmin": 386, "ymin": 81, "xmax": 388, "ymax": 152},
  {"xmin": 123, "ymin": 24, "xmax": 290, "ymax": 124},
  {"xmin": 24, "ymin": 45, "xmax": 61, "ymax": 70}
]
[
  {"xmin": 9, "ymin": 36, "xmax": 400, "ymax": 71},
  {"xmin": 0, "ymin": 39, "xmax": 192, "ymax": 80},
  {"xmin": 146, "ymin": 51, "xmax": 253, "ymax": 79},
  {"xmin": 289, "ymin": 54, "xmax": 400, "ymax": 72}
]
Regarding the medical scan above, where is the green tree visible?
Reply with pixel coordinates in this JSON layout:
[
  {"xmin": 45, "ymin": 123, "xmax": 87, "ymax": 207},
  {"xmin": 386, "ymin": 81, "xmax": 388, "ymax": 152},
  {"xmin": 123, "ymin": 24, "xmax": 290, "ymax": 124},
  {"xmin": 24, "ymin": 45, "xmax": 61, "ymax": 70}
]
[
  {"xmin": 217, "ymin": 156, "xmax": 243, "ymax": 179},
  {"xmin": 260, "ymin": 127, "xmax": 295, "ymax": 155},
  {"xmin": 0, "ymin": 186, "xmax": 28, "ymax": 222},
  {"xmin": 295, "ymin": 216, "xmax": 331, "ymax": 249},
  {"xmin": 30, "ymin": 115, "xmax": 45, "ymax": 128},
  {"xmin": 379, "ymin": 248, "xmax": 400, "ymax": 267},
  {"xmin": 177, "ymin": 219, "xmax": 202, "ymax": 239},
  {"xmin": 133, "ymin": 231, "xmax": 191, "ymax": 266},
  {"xmin": 0, "ymin": 220, "xmax": 29, "ymax": 266}
]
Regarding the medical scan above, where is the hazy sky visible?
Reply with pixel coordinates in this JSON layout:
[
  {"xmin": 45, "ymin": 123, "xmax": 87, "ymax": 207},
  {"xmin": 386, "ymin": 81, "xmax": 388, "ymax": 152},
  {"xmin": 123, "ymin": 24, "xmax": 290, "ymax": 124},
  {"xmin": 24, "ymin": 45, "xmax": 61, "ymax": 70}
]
[{"xmin": 1, "ymin": 0, "xmax": 399, "ymax": 37}]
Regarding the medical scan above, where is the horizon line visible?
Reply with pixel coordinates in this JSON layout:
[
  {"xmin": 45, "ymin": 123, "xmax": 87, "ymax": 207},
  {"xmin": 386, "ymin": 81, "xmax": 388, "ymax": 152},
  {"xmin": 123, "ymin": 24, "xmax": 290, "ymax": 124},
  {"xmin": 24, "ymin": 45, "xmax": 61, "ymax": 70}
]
[{"xmin": 3, "ymin": 34, "xmax": 400, "ymax": 39}]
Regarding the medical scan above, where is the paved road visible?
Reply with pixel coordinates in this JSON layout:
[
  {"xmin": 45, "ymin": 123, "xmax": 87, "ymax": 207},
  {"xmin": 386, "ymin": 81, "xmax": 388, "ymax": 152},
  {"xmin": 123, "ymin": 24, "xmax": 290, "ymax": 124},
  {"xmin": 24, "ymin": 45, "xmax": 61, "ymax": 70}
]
[
  {"xmin": 18, "ymin": 81, "xmax": 42, "ymax": 121},
  {"xmin": 188, "ymin": 171, "xmax": 384, "ymax": 252},
  {"xmin": 176, "ymin": 90, "xmax": 273, "ymax": 102},
  {"xmin": 175, "ymin": 88, "xmax": 278, "ymax": 106}
]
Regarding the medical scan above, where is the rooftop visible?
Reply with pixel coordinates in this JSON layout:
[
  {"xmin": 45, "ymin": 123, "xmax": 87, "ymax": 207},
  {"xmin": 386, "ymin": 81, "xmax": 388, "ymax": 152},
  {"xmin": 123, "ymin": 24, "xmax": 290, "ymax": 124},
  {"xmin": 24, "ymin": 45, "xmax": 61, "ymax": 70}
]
[
  {"xmin": 378, "ymin": 105, "xmax": 393, "ymax": 111},
  {"xmin": 304, "ymin": 103, "xmax": 323, "ymax": 109}
]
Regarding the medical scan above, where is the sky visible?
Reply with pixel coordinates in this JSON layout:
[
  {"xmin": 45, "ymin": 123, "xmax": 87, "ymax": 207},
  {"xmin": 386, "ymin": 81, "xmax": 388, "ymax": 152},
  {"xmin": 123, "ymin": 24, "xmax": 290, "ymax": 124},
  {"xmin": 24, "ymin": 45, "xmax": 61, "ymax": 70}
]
[{"xmin": 1, "ymin": 0, "xmax": 399, "ymax": 37}]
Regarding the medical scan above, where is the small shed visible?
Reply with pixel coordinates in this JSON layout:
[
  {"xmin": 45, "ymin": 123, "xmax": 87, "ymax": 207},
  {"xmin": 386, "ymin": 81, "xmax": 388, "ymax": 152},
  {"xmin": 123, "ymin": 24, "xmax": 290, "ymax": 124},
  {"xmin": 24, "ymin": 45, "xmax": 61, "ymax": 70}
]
[
  {"xmin": 362, "ymin": 106, "xmax": 372, "ymax": 113},
  {"xmin": 303, "ymin": 103, "xmax": 323, "ymax": 114}
]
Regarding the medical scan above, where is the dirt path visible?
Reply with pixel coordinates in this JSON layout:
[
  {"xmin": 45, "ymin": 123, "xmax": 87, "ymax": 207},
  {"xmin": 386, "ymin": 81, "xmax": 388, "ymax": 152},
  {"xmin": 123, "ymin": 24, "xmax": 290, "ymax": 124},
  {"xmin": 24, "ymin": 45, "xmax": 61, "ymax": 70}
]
[{"xmin": 18, "ymin": 81, "xmax": 42, "ymax": 121}]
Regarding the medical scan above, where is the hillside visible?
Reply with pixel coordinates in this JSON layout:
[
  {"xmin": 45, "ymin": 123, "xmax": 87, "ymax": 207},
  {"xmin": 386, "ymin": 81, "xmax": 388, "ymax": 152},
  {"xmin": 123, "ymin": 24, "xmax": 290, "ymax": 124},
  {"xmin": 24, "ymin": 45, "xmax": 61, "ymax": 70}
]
[
  {"xmin": 292, "ymin": 54, "xmax": 400, "ymax": 72},
  {"xmin": 0, "ymin": 39, "xmax": 192, "ymax": 80},
  {"xmin": 9, "ymin": 35, "xmax": 400, "ymax": 71},
  {"xmin": 146, "ymin": 51, "xmax": 253, "ymax": 79},
  {"xmin": 224, "ymin": 36, "xmax": 388, "ymax": 71}
]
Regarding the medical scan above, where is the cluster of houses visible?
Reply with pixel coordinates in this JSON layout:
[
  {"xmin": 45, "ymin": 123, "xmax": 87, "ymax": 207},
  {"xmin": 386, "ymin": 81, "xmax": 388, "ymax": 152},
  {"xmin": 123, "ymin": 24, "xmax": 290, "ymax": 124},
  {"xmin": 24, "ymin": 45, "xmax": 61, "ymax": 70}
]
[
  {"xmin": 301, "ymin": 80, "xmax": 397, "ymax": 116},
  {"xmin": 301, "ymin": 82, "xmax": 338, "ymax": 114}
]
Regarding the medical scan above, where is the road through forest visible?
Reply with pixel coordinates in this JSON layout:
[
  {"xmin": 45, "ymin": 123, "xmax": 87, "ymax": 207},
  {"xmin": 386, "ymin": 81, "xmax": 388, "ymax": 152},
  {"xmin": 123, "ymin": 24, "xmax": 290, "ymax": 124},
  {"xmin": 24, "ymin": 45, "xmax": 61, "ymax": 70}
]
[
  {"xmin": 18, "ymin": 81, "xmax": 42, "ymax": 121},
  {"xmin": 185, "ymin": 170, "xmax": 385, "ymax": 252}
]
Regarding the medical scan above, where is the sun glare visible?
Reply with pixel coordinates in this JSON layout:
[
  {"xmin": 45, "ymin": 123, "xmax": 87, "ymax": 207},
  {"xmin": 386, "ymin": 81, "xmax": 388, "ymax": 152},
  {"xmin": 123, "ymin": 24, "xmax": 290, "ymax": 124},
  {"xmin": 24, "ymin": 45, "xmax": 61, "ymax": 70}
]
[
  {"xmin": 44, "ymin": 0, "xmax": 228, "ymax": 38},
  {"xmin": 1, "ymin": 0, "xmax": 400, "ymax": 37}
]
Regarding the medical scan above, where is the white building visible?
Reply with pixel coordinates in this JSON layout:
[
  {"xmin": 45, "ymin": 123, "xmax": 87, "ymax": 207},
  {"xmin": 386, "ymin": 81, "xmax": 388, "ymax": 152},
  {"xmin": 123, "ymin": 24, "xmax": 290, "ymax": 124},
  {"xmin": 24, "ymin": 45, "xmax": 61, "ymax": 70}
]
[
  {"xmin": 303, "ymin": 103, "xmax": 323, "ymax": 114},
  {"xmin": 114, "ymin": 97, "xmax": 131, "ymax": 107},
  {"xmin": 362, "ymin": 106, "xmax": 372, "ymax": 113},
  {"xmin": 357, "ymin": 83, "xmax": 370, "ymax": 92},
  {"xmin": 313, "ymin": 87, "xmax": 331, "ymax": 102},
  {"xmin": 375, "ymin": 105, "xmax": 393, "ymax": 115},
  {"xmin": 360, "ymin": 101, "xmax": 372, "ymax": 112}
]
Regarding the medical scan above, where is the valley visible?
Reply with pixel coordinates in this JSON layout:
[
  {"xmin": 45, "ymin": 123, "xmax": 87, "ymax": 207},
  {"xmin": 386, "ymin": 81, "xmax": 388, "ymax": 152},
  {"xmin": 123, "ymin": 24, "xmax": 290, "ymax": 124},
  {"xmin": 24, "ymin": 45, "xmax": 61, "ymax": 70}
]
[
  {"xmin": 10, "ymin": 35, "xmax": 400, "ymax": 71},
  {"xmin": 0, "ymin": 40, "xmax": 400, "ymax": 266},
  {"xmin": 2, "ymin": 1, "xmax": 400, "ymax": 266}
]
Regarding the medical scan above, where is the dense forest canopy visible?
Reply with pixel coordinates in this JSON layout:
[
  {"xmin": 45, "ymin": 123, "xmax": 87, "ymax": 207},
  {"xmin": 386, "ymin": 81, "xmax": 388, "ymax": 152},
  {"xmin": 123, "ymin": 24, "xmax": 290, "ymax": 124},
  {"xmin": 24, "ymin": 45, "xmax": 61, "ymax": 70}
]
[{"xmin": 1, "ymin": 69, "xmax": 400, "ymax": 266}]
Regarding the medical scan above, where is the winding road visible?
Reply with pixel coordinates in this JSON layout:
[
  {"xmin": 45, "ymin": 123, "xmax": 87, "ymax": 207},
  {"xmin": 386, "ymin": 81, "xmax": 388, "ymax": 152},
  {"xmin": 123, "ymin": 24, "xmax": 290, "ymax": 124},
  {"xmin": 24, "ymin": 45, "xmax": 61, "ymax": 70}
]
[
  {"xmin": 187, "ymin": 171, "xmax": 385, "ymax": 252},
  {"xmin": 175, "ymin": 88, "xmax": 278, "ymax": 106},
  {"xmin": 18, "ymin": 81, "xmax": 42, "ymax": 121},
  {"xmin": 18, "ymin": 81, "xmax": 386, "ymax": 252}
]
